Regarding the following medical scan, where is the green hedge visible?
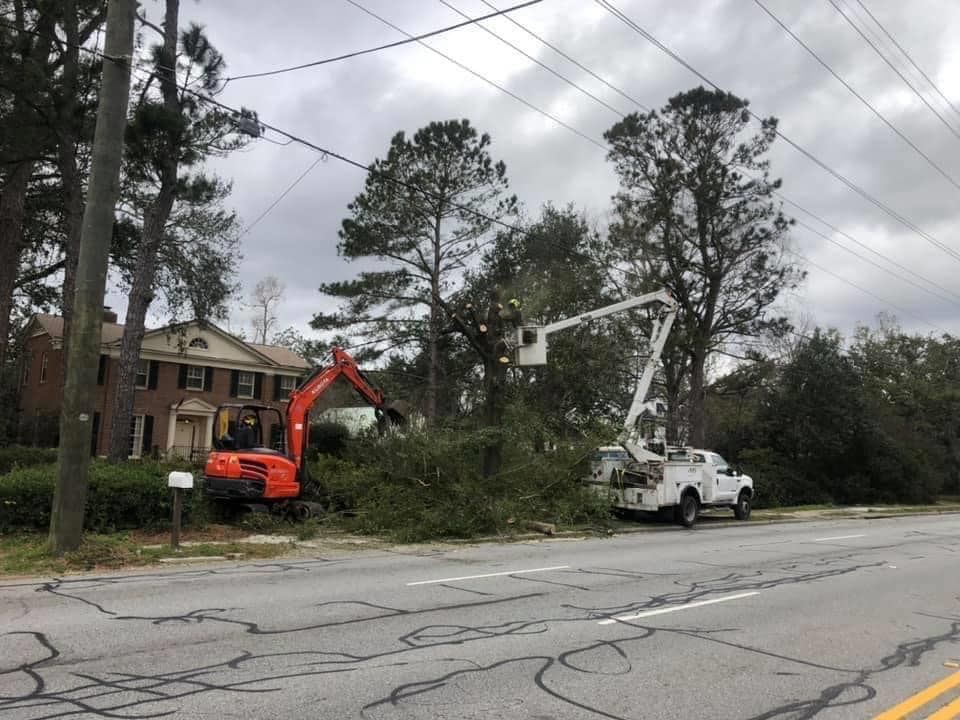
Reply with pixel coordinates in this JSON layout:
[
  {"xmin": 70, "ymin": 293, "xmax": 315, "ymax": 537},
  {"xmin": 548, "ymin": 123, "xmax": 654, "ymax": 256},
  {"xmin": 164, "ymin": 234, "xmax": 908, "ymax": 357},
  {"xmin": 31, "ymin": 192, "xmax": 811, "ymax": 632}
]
[
  {"xmin": 0, "ymin": 459, "xmax": 207, "ymax": 533},
  {"xmin": 0, "ymin": 446, "xmax": 58, "ymax": 475}
]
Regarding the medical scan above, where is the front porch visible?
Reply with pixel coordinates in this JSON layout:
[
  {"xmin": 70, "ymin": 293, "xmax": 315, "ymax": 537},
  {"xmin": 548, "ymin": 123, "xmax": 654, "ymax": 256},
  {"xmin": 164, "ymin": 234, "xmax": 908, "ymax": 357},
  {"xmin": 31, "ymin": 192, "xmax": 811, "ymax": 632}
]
[{"xmin": 165, "ymin": 398, "xmax": 216, "ymax": 462}]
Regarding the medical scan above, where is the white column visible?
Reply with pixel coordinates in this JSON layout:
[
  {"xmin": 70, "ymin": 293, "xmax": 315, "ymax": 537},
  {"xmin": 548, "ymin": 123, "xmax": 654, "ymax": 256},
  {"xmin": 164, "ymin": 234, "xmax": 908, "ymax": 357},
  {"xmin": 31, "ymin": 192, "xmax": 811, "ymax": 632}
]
[
  {"xmin": 166, "ymin": 409, "xmax": 177, "ymax": 455},
  {"xmin": 204, "ymin": 414, "xmax": 214, "ymax": 450}
]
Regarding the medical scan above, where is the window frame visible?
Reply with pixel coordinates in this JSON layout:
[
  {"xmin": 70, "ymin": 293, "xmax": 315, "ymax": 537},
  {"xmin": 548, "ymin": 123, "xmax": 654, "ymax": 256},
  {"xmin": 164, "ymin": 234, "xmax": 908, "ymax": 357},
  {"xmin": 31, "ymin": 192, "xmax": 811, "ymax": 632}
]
[
  {"xmin": 279, "ymin": 375, "xmax": 298, "ymax": 393},
  {"xmin": 135, "ymin": 359, "xmax": 150, "ymax": 389},
  {"xmin": 129, "ymin": 414, "xmax": 145, "ymax": 459},
  {"xmin": 21, "ymin": 352, "xmax": 31, "ymax": 387},
  {"xmin": 39, "ymin": 352, "xmax": 48, "ymax": 384},
  {"xmin": 236, "ymin": 371, "xmax": 255, "ymax": 399},
  {"xmin": 185, "ymin": 365, "xmax": 206, "ymax": 391},
  {"xmin": 188, "ymin": 337, "xmax": 209, "ymax": 350}
]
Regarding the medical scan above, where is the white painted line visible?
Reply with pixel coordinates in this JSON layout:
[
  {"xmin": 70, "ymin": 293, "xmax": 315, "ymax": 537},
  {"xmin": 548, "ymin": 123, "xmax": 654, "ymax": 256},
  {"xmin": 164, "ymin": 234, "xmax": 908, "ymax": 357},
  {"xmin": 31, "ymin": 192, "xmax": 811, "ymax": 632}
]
[
  {"xmin": 406, "ymin": 565, "xmax": 570, "ymax": 587},
  {"xmin": 598, "ymin": 591, "xmax": 759, "ymax": 625},
  {"xmin": 813, "ymin": 534, "xmax": 866, "ymax": 542}
]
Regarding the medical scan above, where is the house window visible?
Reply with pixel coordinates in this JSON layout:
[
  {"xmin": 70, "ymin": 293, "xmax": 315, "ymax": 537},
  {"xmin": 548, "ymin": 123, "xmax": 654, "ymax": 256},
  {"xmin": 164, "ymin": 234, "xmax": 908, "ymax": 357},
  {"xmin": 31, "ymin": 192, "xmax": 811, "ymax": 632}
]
[
  {"xmin": 280, "ymin": 375, "xmax": 297, "ymax": 393},
  {"xmin": 130, "ymin": 415, "xmax": 144, "ymax": 459},
  {"xmin": 189, "ymin": 337, "xmax": 208, "ymax": 349},
  {"xmin": 39, "ymin": 353, "xmax": 48, "ymax": 383},
  {"xmin": 237, "ymin": 371, "xmax": 255, "ymax": 399},
  {"xmin": 21, "ymin": 353, "xmax": 31, "ymax": 386},
  {"xmin": 135, "ymin": 359, "xmax": 150, "ymax": 389},
  {"xmin": 186, "ymin": 365, "xmax": 206, "ymax": 391}
]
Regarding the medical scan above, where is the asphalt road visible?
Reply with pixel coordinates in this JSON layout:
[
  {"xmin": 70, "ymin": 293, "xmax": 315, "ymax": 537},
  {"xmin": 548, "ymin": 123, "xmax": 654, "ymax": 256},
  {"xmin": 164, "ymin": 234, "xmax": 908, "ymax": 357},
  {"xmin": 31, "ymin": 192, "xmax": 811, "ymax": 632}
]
[{"xmin": 4, "ymin": 515, "xmax": 960, "ymax": 719}]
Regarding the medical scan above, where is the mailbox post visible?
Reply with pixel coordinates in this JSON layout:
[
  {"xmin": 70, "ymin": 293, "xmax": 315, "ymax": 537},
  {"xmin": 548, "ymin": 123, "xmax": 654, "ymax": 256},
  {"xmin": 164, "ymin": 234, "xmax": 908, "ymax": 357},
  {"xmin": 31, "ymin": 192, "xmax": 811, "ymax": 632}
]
[{"xmin": 167, "ymin": 471, "xmax": 194, "ymax": 550}]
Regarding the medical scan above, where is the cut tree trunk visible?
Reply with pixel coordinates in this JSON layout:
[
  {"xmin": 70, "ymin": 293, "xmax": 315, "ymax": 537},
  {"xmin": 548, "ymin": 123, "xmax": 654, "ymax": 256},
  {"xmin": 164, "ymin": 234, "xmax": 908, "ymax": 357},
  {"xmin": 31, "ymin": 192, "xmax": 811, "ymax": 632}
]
[{"xmin": 0, "ymin": 160, "xmax": 34, "ymax": 369}]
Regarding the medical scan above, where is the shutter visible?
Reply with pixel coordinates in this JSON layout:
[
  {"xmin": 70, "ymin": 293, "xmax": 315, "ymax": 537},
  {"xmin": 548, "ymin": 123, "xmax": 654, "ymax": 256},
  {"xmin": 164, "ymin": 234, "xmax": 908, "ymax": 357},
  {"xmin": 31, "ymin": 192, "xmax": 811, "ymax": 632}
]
[
  {"xmin": 147, "ymin": 361, "xmax": 159, "ymax": 389},
  {"xmin": 97, "ymin": 355, "xmax": 107, "ymax": 385},
  {"xmin": 230, "ymin": 370, "xmax": 239, "ymax": 397},
  {"xmin": 273, "ymin": 374, "xmax": 282, "ymax": 400},
  {"xmin": 254, "ymin": 373, "xmax": 263, "ymax": 400},
  {"xmin": 142, "ymin": 415, "xmax": 154, "ymax": 457},
  {"xmin": 90, "ymin": 413, "xmax": 100, "ymax": 456},
  {"xmin": 204, "ymin": 367, "xmax": 214, "ymax": 392},
  {"xmin": 177, "ymin": 364, "xmax": 187, "ymax": 389}
]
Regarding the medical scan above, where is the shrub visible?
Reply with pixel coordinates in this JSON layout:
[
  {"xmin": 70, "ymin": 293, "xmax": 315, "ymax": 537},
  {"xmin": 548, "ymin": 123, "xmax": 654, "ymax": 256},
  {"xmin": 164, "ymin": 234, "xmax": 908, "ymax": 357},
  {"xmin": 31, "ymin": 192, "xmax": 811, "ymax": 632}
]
[
  {"xmin": 0, "ymin": 446, "xmax": 58, "ymax": 475},
  {"xmin": 0, "ymin": 458, "xmax": 208, "ymax": 533},
  {"xmin": 307, "ymin": 422, "xmax": 351, "ymax": 460}
]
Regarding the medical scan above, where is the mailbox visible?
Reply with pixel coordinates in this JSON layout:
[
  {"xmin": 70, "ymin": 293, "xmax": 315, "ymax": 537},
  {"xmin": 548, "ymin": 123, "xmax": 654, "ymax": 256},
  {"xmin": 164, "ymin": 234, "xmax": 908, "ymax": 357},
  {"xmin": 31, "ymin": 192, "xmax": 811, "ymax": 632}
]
[{"xmin": 167, "ymin": 471, "xmax": 194, "ymax": 489}]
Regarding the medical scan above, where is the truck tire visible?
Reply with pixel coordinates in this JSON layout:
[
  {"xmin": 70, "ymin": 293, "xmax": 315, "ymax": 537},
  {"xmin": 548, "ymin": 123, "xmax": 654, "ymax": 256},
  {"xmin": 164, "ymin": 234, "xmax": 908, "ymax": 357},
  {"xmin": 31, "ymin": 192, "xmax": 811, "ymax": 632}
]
[
  {"xmin": 678, "ymin": 493, "xmax": 699, "ymax": 528},
  {"xmin": 734, "ymin": 491, "xmax": 752, "ymax": 521}
]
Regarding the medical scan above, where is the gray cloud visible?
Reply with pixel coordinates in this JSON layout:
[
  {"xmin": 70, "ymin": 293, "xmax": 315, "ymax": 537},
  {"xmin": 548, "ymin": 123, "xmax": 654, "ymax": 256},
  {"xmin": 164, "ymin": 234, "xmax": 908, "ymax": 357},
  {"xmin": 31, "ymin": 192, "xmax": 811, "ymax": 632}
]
[{"xmin": 116, "ymin": 0, "xmax": 960, "ymax": 343}]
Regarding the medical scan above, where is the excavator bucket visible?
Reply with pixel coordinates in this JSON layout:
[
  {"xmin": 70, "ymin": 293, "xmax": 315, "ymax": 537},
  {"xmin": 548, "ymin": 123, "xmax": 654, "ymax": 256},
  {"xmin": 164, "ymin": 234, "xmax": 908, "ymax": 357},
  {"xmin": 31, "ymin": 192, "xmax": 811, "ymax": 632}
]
[{"xmin": 376, "ymin": 400, "xmax": 408, "ymax": 432}]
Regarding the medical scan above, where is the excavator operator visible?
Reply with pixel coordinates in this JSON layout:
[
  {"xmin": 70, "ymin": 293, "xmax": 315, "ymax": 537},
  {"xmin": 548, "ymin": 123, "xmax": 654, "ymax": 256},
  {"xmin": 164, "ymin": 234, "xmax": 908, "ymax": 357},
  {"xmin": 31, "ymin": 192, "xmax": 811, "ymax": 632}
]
[{"xmin": 235, "ymin": 413, "xmax": 258, "ymax": 450}]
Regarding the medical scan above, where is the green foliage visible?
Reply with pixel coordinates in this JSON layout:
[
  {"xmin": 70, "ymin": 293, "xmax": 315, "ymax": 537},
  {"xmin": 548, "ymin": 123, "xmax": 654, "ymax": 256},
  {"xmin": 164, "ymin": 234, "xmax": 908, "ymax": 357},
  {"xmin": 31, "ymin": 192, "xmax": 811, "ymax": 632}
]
[
  {"xmin": 707, "ymin": 323, "xmax": 957, "ymax": 507},
  {"xmin": 308, "ymin": 422, "xmax": 351, "ymax": 459},
  {"xmin": 0, "ymin": 459, "xmax": 207, "ymax": 533},
  {"xmin": 0, "ymin": 445, "xmax": 57, "ymax": 475},
  {"xmin": 308, "ymin": 415, "xmax": 610, "ymax": 542}
]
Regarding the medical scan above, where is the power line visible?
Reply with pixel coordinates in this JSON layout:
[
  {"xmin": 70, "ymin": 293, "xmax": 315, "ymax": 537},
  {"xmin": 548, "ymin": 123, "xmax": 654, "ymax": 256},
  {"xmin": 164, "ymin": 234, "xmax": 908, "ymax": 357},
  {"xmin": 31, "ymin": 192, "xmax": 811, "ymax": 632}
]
[
  {"xmin": 753, "ymin": 0, "xmax": 960, "ymax": 187},
  {"xmin": 477, "ymin": 0, "xmax": 650, "ymax": 112},
  {"xmin": 436, "ymin": 0, "xmax": 625, "ymax": 118},
  {"xmin": 791, "ymin": 217, "xmax": 960, "ymax": 308},
  {"xmin": 828, "ymin": 0, "xmax": 960, "ymax": 140},
  {"xmin": 853, "ymin": 0, "xmax": 960, "ymax": 125},
  {"xmin": 593, "ymin": 0, "xmax": 960, "ymax": 267},
  {"xmin": 238, "ymin": 154, "xmax": 326, "ymax": 238},
  {"xmin": 342, "ymin": 0, "xmax": 607, "ymax": 150},
  {"xmin": 785, "ymin": 248, "xmax": 948, "ymax": 334},
  {"xmin": 776, "ymin": 193, "xmax": 960, "ymax": 304},
  {"xmin": 222, "ymin": 0, "xmax": 543, "ymax": 84},
  {"xmin": 447, "ymin": 4, "xmax": 960, "ymax": 312},
  {"xmin": 5, "ymin": 17, "xmax": 952, "ymax": 333}
]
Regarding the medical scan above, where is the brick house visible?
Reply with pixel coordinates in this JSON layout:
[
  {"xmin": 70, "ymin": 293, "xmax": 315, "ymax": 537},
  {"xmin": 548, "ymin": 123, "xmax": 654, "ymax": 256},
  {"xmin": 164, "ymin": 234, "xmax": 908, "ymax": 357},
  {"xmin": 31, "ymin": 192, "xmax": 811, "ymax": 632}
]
[{"xmin": 18, "ymin": 311, "xmax": 310, "ymax": 459}]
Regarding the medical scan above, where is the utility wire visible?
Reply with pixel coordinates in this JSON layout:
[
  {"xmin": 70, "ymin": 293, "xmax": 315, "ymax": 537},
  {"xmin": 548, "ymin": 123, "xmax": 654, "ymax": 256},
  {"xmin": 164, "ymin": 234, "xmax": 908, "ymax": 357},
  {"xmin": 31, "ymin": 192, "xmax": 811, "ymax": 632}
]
[
  {"xmin": 436, "ymin": 0, "xmax": 626, "ymax": 117},
  {"xmin": 222, "ymin": 0, "xmax": 543, "ymax": 83},
  {"xmin": 4, "ymin": 17, "xmax": 951, "ymax": 331},
  {"xmin": 853, "ymin": 0, "xmax": 960, "ymax": 125},
  {"xmin": 828, "ymin": 0, "xmax": 960, "ymax": 139},
  {"xmin": 785, "ymin": 248, "xmax": 948, "ymax": 334},
  {"xmin": 452, "ymin": 3, "xmax": 960, "ymax": 310},
  {"xmin": 593, "ymin": 0, "xmax": 960, "ymax": 266},
  {"xmin": 776, "ymin": 192, "xmax": 960, "ymax": 304},
  {"xmin": 342, "ymin": 0, "xmax": 607, "ymax": 150},
  {"xmin": 238, "ymin": 155, "xmax": 326, "ymax": 238},
  {"xmin": 754, "ymin": 0, "xmax": 960, "ymax": 185},
  {"xmin": 478, "ymin": 0, "xmax": 650, "ymax": 112}
]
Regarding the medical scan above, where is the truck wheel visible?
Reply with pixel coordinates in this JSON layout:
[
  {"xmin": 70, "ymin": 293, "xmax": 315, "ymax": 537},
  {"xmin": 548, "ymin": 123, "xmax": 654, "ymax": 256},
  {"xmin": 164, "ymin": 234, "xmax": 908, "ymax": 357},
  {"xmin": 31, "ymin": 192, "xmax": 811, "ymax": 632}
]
[
  {"xmin": 678, "ymin": 494, "xmax": 699, "ymax": 528},
  {"xmin": 734, "ymin": 491, "xmax": 752, "ymax": 521}
]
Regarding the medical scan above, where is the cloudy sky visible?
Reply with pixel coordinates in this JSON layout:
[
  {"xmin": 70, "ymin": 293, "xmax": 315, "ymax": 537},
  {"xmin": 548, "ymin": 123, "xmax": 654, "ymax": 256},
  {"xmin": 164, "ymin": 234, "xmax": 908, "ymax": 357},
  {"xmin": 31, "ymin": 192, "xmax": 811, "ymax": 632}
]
[{"xmin": 119, "ymin": 0, "xmax": 960, "ymax": 343}]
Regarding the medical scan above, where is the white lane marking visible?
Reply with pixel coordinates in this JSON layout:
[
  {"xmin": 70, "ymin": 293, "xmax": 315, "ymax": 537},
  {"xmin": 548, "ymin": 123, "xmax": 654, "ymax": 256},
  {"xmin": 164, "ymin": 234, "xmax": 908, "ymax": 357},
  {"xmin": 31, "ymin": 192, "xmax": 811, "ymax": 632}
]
[
  {"xmin": 813, "ymin": 534, "xmax": 866, "ymax": 542},
  {"xmin": 406, "ymin": 565, "xmax": 570, "ymax": 586},
  {"xmin": 598, "ymin": 591, "xmax": 759, "ymax": 625}
]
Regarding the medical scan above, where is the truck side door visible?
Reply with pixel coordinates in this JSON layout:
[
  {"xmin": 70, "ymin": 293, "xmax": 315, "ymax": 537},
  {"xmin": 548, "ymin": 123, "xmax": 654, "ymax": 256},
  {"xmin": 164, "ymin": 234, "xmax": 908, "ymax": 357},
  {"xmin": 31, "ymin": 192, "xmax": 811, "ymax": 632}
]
[{"xmin": 712, "ymin": 453, "xmax": 740, "ymax": 501}]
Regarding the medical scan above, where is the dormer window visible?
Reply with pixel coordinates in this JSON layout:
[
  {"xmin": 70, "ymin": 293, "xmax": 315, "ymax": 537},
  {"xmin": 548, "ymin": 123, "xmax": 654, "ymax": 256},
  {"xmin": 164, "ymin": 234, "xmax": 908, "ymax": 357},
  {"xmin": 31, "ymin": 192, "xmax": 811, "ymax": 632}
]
[{"xmin": 188, "ymin": 337, "xmax": 208, "ymax": 350}]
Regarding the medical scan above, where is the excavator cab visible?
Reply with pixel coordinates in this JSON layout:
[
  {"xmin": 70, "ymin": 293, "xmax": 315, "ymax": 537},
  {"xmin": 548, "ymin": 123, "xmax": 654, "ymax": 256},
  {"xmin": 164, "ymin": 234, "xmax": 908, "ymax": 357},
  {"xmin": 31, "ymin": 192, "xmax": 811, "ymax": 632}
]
[{"xmin": 212, "ymin": 403, "xmax": 286, "ymax": 453}]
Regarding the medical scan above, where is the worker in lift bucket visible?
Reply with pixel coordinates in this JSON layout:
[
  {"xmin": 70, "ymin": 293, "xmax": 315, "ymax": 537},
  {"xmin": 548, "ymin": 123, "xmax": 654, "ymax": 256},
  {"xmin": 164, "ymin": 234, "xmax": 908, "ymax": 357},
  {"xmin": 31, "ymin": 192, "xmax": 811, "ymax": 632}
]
[{"xmin": 235, "ymin": 413, "xmax": 258, "ymax": 450}]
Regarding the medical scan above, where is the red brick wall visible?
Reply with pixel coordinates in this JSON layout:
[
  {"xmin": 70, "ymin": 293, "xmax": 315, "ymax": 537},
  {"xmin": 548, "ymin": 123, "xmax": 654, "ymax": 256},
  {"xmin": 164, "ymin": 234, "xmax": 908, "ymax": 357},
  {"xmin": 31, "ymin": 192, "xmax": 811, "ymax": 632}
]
[{"xmin": 18, "ymin": 338, "xmax": 292, "ymax": 455}]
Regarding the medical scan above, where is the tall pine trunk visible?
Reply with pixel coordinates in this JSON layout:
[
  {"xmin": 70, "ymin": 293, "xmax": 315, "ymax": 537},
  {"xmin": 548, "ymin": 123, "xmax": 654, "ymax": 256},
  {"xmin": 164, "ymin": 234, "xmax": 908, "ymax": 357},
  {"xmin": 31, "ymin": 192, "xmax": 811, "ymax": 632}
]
[
  {"xmin": 108, "ymin": 0, "xmax": 180, "ymax": 461},
  {"xmin": 57, "ymin": 0, "xmax": 85, "ymax": 360},
  {"xmin": 0, "ymin": 161, "xmax": 34, "ymax": 368},
  {"xmin": 687, "ymin": 346, "xmax": 707, "ymax": 449},
  {"xmin": 481, "ymin": 356, "xmax": 507, "ymax": 477},
  {"xmin": 426, "ymin": 216, "xmax": 443, "ymax": 421}
]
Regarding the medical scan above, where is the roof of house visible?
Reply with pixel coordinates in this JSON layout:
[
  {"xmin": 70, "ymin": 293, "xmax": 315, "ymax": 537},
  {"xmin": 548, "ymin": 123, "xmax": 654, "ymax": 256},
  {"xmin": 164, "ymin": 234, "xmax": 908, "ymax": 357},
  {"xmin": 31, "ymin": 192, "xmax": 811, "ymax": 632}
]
[
  {"xmin": 247, "ymin": 343, "xmax": 311, "ymax": 370},
  {"xmin": 30, "ymin": 314, "xmax": 310, "ymax": 370},
  {"xmin": 32, "ymin": 314, "xmax": 125, "ymax": 344}
]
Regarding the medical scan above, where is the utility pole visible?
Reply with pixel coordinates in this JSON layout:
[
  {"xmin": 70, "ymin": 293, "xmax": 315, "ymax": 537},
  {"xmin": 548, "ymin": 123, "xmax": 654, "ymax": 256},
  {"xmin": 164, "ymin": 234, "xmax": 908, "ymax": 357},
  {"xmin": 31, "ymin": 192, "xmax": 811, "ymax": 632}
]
[{"xmin": 49, "ymin": 0, "xmax": 136, "ymax": 555}]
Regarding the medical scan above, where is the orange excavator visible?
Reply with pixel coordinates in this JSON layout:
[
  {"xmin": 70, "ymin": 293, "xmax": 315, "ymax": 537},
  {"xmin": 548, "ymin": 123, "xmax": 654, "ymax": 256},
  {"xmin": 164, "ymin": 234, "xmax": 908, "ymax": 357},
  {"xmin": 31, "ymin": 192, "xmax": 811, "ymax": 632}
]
[{"xmin": 203, "ymin": 347, "xmax": 404, "ymax": 518}]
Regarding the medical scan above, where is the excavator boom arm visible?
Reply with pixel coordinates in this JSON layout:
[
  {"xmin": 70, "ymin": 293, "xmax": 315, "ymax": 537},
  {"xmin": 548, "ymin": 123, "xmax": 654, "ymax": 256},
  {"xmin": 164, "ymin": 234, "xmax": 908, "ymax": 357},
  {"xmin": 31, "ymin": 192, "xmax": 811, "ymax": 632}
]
[{"xmin": 285, "ymin": 347, "xmax": 389, "ymax": 472}]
